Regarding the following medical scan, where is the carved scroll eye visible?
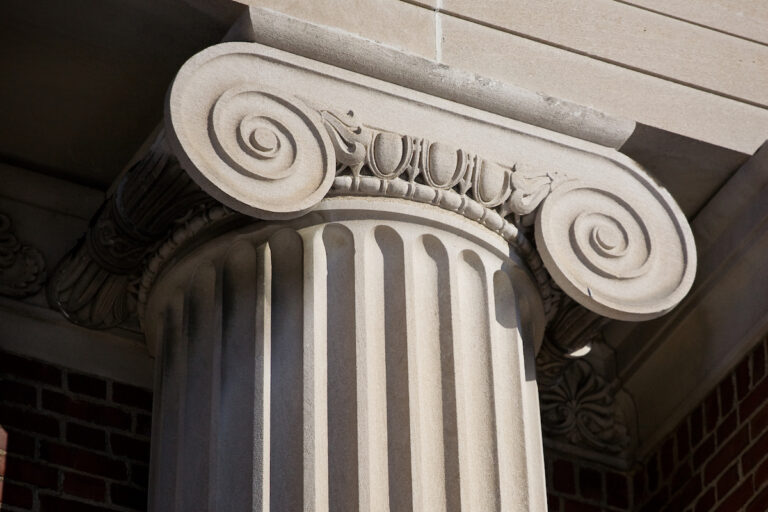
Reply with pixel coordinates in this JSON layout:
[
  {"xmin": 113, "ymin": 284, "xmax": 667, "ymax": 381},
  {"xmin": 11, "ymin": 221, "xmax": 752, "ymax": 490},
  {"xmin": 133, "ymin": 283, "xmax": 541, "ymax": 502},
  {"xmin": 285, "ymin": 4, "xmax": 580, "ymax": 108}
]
[
  {"xmin": 167, "ymin": 61, "xmax": 336, "ymax": 220},
  {"xmin": 535, "ymin": 179, "xmax": 696, "ymax": 321}
]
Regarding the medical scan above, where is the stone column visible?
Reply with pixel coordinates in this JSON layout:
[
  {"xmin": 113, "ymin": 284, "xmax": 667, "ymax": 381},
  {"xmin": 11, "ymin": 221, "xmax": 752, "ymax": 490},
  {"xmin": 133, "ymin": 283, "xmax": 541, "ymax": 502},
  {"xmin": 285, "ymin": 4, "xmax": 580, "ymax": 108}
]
[
  {"xmin": 143, "ymin": 198, "xmax": 547, "ymax": 511},
  {"xmin": 132, "ymin": 42, "xmax": 696, "ymax": 512}
]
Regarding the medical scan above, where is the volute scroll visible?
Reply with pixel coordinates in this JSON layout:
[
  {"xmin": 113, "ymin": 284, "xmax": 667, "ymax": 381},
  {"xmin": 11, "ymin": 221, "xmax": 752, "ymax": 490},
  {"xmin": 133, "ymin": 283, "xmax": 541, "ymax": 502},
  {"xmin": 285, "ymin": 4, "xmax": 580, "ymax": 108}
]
[
  {"xmin": 534, "ymin": 168, "xmax": 696, "ymax": 321},
  {"xmin": 166, "ymin": 51, "xmax": 336, "ymax": 220}
]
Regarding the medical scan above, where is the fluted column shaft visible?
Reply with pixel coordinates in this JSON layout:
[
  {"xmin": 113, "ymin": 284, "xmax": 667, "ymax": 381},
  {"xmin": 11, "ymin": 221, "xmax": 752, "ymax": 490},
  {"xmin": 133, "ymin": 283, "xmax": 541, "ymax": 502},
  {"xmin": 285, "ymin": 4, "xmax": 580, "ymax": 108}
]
[{"xmin": 144, "ymin": 198, "xmax": 547, "ymax": 511}]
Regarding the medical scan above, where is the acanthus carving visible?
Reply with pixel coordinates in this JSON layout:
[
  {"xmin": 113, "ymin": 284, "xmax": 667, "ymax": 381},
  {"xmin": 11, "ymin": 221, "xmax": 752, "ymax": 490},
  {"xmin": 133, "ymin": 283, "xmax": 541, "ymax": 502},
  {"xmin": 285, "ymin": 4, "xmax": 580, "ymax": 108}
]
[
  {"xmin": 47, "ymin": 138, "xmax": 214, "ymax": 328},
  {"xmin": 539, "ymin": 353, "xmax": 633, "ymax": 456},
  {"xmin": 0, "ymin": 213, "xmax": 46, "ymax": 298},
  {"xmin": 136, "ymin": 204, "xmax": 235, "ymax": 328},
  {"xmin": 536, "ymin": 296, "xmax": 636, "ymax": 464}
]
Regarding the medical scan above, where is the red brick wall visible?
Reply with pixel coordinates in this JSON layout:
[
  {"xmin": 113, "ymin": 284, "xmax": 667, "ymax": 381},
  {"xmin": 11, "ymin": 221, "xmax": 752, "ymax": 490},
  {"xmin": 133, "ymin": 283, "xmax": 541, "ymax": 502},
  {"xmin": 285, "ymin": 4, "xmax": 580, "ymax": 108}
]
[
  {"xmin": 0, "ymin": 352, "xmax": 152, "ymax": 512},
  {"xmin": 545, "ymin": 453, "xmax": 635, "ymax": 511},
  {"xmin": 545, "ymin": 334, "xmax": 768, "ymax": 512},
  {"xmin": 636, "ymin": 334, "xmax": 768, "ymax": 512}
]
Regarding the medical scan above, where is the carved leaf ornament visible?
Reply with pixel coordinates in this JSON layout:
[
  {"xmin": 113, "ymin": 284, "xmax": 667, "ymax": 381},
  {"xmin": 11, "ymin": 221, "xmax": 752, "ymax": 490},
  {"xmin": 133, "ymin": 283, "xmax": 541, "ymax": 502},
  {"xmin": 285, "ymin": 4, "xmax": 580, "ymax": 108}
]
[
  {"xmin": 164, "ymin": 45, "xmax": 695, "ymax": 322},
  {"xmin": 0, "ymin": 213, "xmax": 46, "ymax": 298},
  {"xmin": 540, "ymin": 357, "xmax": 631, "ymax": 453}
]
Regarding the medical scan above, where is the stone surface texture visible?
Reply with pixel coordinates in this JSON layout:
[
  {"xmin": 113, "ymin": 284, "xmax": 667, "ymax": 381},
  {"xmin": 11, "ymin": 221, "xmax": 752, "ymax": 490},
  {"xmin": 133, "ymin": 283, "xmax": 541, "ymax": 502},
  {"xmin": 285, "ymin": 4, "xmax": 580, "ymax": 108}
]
[
  {"xmin": 235, "ymin": 2, "xmax": 768, "ymax": 154},
  {"xmin": 618, "ymin": 0, "xmax": 768, "ymax": 45},
  {"xmin": 144, "ymin": 199, "xmax": 547, "ymax": 511},
  {"xmin": 440, "ymin": 0, "xmax": 768, "ymax": 106}
]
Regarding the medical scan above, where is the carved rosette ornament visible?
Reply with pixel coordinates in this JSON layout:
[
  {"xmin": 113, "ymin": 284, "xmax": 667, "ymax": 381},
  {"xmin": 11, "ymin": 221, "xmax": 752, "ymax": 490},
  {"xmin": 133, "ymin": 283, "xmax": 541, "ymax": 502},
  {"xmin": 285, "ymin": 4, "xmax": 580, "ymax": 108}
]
[
  {"xmin": 539, "ymin": 354, "xmax": 634, "ymax": 457},
  {"xmin": 0, "ymin": 213, "xmax": 46, "ymax": 298},
  {"xmin": 536, "ymin": 297, "xmax": 637, "ymax": 465}
]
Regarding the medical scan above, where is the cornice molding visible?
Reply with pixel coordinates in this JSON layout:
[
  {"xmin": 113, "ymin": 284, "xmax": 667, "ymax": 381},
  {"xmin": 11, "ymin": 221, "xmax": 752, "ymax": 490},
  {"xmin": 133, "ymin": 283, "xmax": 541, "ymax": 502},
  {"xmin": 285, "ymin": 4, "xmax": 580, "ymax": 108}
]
[{"xmin": 229, "ymin": 7, "xmax": 636, "ymax": 149}]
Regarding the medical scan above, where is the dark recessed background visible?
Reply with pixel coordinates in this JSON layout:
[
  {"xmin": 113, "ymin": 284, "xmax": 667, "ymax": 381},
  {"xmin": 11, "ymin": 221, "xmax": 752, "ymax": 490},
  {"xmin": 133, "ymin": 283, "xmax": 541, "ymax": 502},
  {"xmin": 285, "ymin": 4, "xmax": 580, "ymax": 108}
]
[{"xmin": 0, "ymin": 0, "xmax": 240, "ymax": 189}]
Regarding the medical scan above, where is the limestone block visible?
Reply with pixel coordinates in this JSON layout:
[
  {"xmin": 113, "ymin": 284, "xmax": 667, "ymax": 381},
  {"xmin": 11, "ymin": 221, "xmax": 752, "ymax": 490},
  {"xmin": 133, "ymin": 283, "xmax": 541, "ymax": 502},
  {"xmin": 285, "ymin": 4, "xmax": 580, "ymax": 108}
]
[
  {"xmin": 439, "ymin": 14, "xmax": 768, "ymax": 154},
  {"xmin": 441, "ymin": 0, "xmax": 768, "ymax": 107},
  {"xmin": 619, "ymin": 0, "xmax": 768, "ymax": 46},
  {"xmin": 240, "ymin": 0, "xmax": 437, "ymax": 59}
]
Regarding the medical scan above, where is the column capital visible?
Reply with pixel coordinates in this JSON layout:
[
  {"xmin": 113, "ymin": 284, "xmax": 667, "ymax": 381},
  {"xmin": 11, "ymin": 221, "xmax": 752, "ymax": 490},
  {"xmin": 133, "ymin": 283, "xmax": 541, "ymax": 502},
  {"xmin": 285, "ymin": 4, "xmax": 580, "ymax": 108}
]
[{"xmin": 165, "ymin": 41, "xmax": 696, "ymax": 322}]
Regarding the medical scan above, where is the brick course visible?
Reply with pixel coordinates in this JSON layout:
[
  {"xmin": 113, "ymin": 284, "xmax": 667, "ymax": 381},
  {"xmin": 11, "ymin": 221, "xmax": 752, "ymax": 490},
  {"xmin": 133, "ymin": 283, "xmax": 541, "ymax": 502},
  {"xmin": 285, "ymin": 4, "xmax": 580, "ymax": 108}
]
[
  {"xmin": 545, "ymin": 334, "xmax": 768, "ymax": 512},
  {"xmin": 0, "ymin": 352, "xmax": 152, "ymax": 512}
]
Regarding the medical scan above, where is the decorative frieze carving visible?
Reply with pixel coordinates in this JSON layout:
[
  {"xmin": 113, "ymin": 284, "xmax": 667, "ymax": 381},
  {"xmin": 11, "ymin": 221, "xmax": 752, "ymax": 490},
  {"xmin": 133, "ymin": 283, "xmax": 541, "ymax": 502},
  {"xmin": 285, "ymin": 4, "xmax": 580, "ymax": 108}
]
[
  {"xmin": 0, "ymin": 213, "xmax": 46, "ymax": 298},
  {"xmin": 321, "ymin": 110, "xmax": 555, "ymax": 217}
]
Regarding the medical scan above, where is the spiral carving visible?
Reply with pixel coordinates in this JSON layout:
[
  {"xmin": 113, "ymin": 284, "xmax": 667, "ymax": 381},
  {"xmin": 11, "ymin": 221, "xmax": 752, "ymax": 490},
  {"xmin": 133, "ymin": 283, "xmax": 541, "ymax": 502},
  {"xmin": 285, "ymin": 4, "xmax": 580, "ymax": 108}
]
[
  {"xmin": 569, "ymin": 191, "xmax": 652, "ymax": 280},
  {"xmin": 211, "ymin": 87, "xmax": 301, "ymax": 181},
  {"xmin": 535, "ymin": 180, "xmax": 695, "ymax": 321},
  {"xmin": 167, "ymin": 76, "xmax": 335, "ymax": 219}
]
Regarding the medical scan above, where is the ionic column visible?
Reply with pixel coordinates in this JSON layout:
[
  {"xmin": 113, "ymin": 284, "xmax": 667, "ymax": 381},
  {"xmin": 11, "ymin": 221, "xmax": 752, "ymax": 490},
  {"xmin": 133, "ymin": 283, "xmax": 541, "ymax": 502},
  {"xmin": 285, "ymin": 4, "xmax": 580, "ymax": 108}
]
[
  {"xmin": 135, "ymin": 42, "xmax": 696, "ymax": 512},
  {"xmin": 143, "ymin": 199, "xmax": 547, "ymax": 511}
]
